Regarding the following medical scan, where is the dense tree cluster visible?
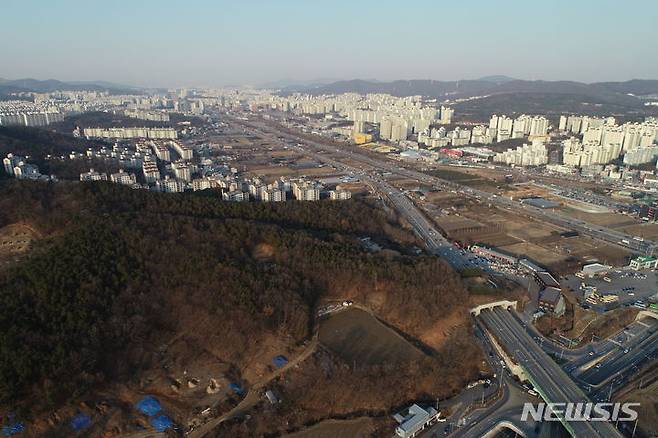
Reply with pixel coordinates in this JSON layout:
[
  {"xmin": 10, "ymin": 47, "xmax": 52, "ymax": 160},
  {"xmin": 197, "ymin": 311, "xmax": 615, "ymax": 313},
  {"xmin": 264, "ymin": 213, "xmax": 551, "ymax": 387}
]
[
  {"xmin": 0, "ymin": 180, "xmax": 468, "ymax": 411},
  {"xmin": 0, "ymin": 126, "xmax": 107, "ymax": 176}
]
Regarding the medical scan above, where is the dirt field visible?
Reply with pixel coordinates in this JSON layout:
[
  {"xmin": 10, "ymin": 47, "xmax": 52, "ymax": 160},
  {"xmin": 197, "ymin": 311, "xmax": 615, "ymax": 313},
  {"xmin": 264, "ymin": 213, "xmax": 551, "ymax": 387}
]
[
  {"xmin": 558, "ymin": 207, "xmax": 639, "ymax": 228},
  {"xmin": 0, "ymin": 223, "xmax": 40, "ymax": 269},
  {"xmin": 318, "ymin": 308, "xmax": 424, "ymax": 366},
  {"xmin": 500, "ymin": 242, "xmax": 565, "ymax": 265},
  {"xmin": 285, "ymin": 418, "xmax": 374, "ymax": 438},
  {"xmin": 424, "ymin": 191, "xmax": 631, "ymax": 272},
  {"xmin": 618, "ymin": 222, "xmax": 658, "ymax": 240}
]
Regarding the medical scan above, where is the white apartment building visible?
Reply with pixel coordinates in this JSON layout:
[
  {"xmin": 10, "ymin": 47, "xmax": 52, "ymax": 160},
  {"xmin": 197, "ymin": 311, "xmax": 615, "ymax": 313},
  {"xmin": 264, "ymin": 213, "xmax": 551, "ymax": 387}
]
[
  {"xmin": 109, "ymin": 170, "xmax": 137, "ymax": 186},
  {"xmin": 222, "ymin": 190, "xmax": 248, "ymax": 201},
  {"xmin": 260, "ymin": 188, "xmax": 287, "ymax": 202},
  {"xmin": 292, "ymin": 180, "xmax": 321, "ymax": 201},
  {"xmin": 0, "ymin": 111, "xmax": 64, "ymax": 127},
  {"xmin": 80, "ymin": 168, "xmax": 108, "ymax": 182},
  {"xmin": 623, "ymin": 146, "xmax": 658, "ymax": 165},
  {"xmin": 438, "ymin": 106, "xmax": 454, "ymax": 124},
  {"xmin": 171, "ymin": 162, "xmax": 192, "ymax": 182},
  {"xmin": 170, "ymin": 141, "xmax": 193, "ymax": 160},
  {"xmin": 84, "ymin": 127, "xmax": 177, "ymax": 139},
  {"xmin": 151, "ymin": 142, "xmax": 171, "ymax": 161},
  {"xmin": 329, "ymin": 189, "xmax": 352, "ymax": 200},
  {"xmin": 191, "ymin": 178, "xmax": 218, "ymax": 191},
  {"xmin": 494, "ymin": 141, "xmax": 548, "ymax": 166},
  {"xmin": 155, "ymin": 177, "xmax": 185, "ymax": 193},
  {"xmin": 3, "ymin": 154, "xmax": 22, "ymax": 176},
  {"xmin": 142, "ymin": 161, "xmax": 161, "ymax": 183},
  {"xmin": 562, "ymin": 137, "xmax": 621, "ymax": 167}
]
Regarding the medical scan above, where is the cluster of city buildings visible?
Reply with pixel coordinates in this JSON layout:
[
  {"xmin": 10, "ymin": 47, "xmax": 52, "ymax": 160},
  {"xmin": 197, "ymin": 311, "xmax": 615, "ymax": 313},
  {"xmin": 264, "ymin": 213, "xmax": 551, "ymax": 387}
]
[
  {"xmin": 559, "ymin": 116, "xmax": 658, "ymax": 167},
  {"xmin": 221, "ymin": 176, "xmax": 351, "ymax": 202},
  {"xmin": 75, "ymin": 139, "xmax": 199, "ymax": 192},
  {"xmin": 494, "ymin": 141, "xmax": 548, "ymax": 166},
  {"xmin": 490, "ymin": 114, "xmax": 550, "ymax": 142},
  {"xmin": 415, "ymin": 114, "xmax": 548, "ymax": 151},
  {"xmin": 0, "ymin": 100, "xmax": 65, "ymax": 127},
  {"xmin": 0, "ymin": 87, "xmax": 213, "ymax": 134},
  {"xmin": 225, "ymin": 90, "xmax": 456, "ymax": 143},
  {"xmin": 83, "ymin": 127, "xmax": 178, "ymax": 139},
  {"xmin": 79, "ymin": 166, "xmax": 351, "ymax": 202},
  {"xmin": 59, "ymin": 135, "xmax": 353, "ymax": 202},
  {"xmin": 124, "ymin": 109, "xmax": 170, "ymax": 122},
  {"xmin": 2, "ymin": 153, "xmax": 48, "ymax": 180}
]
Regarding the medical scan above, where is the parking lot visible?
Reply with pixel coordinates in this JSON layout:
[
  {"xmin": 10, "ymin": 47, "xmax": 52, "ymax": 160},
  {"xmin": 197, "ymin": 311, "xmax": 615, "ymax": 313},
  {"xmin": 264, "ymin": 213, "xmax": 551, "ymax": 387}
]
[{"xmin": 562, "ymin": 268, "xmax": 658, "ymax": 310}]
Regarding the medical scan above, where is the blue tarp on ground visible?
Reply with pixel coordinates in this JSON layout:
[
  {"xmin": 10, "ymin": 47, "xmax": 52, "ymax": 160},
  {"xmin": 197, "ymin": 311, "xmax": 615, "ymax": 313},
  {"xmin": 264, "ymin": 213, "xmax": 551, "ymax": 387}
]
[
  {"xmin": 228, "ymin": 383, "xmax": 243, "ymax": 394},
  {"xmin": 150, "ymin": 415, "xmax": 173, "ymax": 432},
  {"xmin": 272, "ymin": 355, "xmax": 288, "ymax": 368},
  {"xmin": 70, "ymin": 413, "xmax": 91, "ymax": 431},
  {"xmin": 1, "ymin": 421, "xmax": 25, "ymax": 436},
  {"xmin": 135, "ymin": 396, "xmax": 162, "ymax": 416}
]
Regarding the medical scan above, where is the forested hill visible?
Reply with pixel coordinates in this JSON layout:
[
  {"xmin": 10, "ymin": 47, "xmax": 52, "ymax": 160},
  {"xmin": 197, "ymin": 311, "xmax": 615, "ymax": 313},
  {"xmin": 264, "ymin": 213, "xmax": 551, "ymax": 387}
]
[{"xmin": 0, "ymin": 180, "xmax": 468, "ymax": 414}]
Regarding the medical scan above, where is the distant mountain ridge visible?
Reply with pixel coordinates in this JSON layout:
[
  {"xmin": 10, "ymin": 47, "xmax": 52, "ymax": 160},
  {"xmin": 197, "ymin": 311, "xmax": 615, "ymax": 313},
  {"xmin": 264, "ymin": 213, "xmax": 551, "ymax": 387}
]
[
  {"xmin": 281, "ymin": 78, "xmax": 658, "ymax": 108},
  {"xmin": 0, "ymin": 78, "xmax": 140, "ymax": 94},
  {"xmin": 477, "ymin": 75, "xmax": 518, "ymax": 83}
]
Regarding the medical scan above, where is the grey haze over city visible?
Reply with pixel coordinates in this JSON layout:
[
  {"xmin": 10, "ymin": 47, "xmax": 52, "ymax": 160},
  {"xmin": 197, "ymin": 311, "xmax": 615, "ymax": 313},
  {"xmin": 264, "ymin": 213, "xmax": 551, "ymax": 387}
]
[{"xmin": 1, "ymin": 1, "xmax": 658, "ymax": 438}]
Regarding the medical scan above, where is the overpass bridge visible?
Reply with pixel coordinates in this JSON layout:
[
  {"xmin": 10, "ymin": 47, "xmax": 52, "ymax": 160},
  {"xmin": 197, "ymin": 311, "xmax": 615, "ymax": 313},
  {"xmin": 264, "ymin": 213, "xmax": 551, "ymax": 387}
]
[
  {"xmin": 481, "ymin": 421, "xmax": 526, "ymax": 438},
  {"xmin": 470, "ymin": 300, "xmax": 517, "ymax": 316},
  {"xmin": 476, "ymin": 307, "xmax": 621, "ymax": 438},
  {"xmin": 637, "ymin": 309, "xmax": 658, "ymax": 323}
]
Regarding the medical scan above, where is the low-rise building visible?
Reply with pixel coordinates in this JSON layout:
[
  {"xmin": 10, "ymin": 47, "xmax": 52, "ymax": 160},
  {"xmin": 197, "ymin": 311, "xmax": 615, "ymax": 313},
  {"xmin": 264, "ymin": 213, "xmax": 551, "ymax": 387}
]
[
  {"xmin": 155, "ymin": 177, "xmax": 185, "ymax": 193},
  {"xmin": 222, "ymin": 190, "xmax": 248, "ymax": 202},
  {"xmin": 580, "ymin": 263, "xmax": 610, "ymax": 277},
  {"xmin": 629, "ymin": 256, "xmax": 658, "ymax": 271},
  {"xmin": 110, "ymin": 170, "xmax": 137, "ymax": 186},
  {"xmin": 393, "ymin": 404, "xmax": 440, "ymax": 438},
  {"xmin": 328, "ymin": 189, "xmax": 352, "ymax": 200},
  {"xmin": 539, "ymin": 287, "xmax": 566, "ymax": 317},
  {"xmin": 533, "ymin": 271, "xmax": 561, "ymax": 289},
  {"xmin": 292, "ymin": 180, "xmax": 321, "ymax": 201},
  {"xmin": 80, "ymin": 168, "xmax": 108, "ymax": 182}
]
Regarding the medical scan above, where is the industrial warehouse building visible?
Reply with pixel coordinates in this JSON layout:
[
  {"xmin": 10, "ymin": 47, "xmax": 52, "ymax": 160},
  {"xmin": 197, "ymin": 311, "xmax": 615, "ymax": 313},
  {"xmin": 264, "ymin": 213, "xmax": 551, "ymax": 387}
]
[{"xmin": 580, "ymin": 263, "xmax": 611, "ymax": 277}]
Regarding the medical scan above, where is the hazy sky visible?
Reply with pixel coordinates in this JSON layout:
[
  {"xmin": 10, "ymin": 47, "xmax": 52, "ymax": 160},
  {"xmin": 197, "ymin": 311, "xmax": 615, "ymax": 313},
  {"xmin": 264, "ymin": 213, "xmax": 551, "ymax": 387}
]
[{"xmin": 2, "ymin": 0, "xmax": 657, "ymax": 87}]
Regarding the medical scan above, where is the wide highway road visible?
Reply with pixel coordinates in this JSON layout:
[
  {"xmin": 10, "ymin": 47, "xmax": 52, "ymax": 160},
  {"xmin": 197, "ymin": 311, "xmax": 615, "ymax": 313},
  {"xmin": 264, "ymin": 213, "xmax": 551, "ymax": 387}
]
[
  {"xmin": 479, "ymin": 307, "xmax": 621, "ymax": 437},
  {"xmin": 242, "ymin": 115, "xmax": 657, "ymax": 256},
  {"xmin": 232, "ymin": 116, "xmax": 468, "ymax": 269},
  {"xmin": 581, "ymin": 331, "xmax": 658, "ymax": 397}
]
